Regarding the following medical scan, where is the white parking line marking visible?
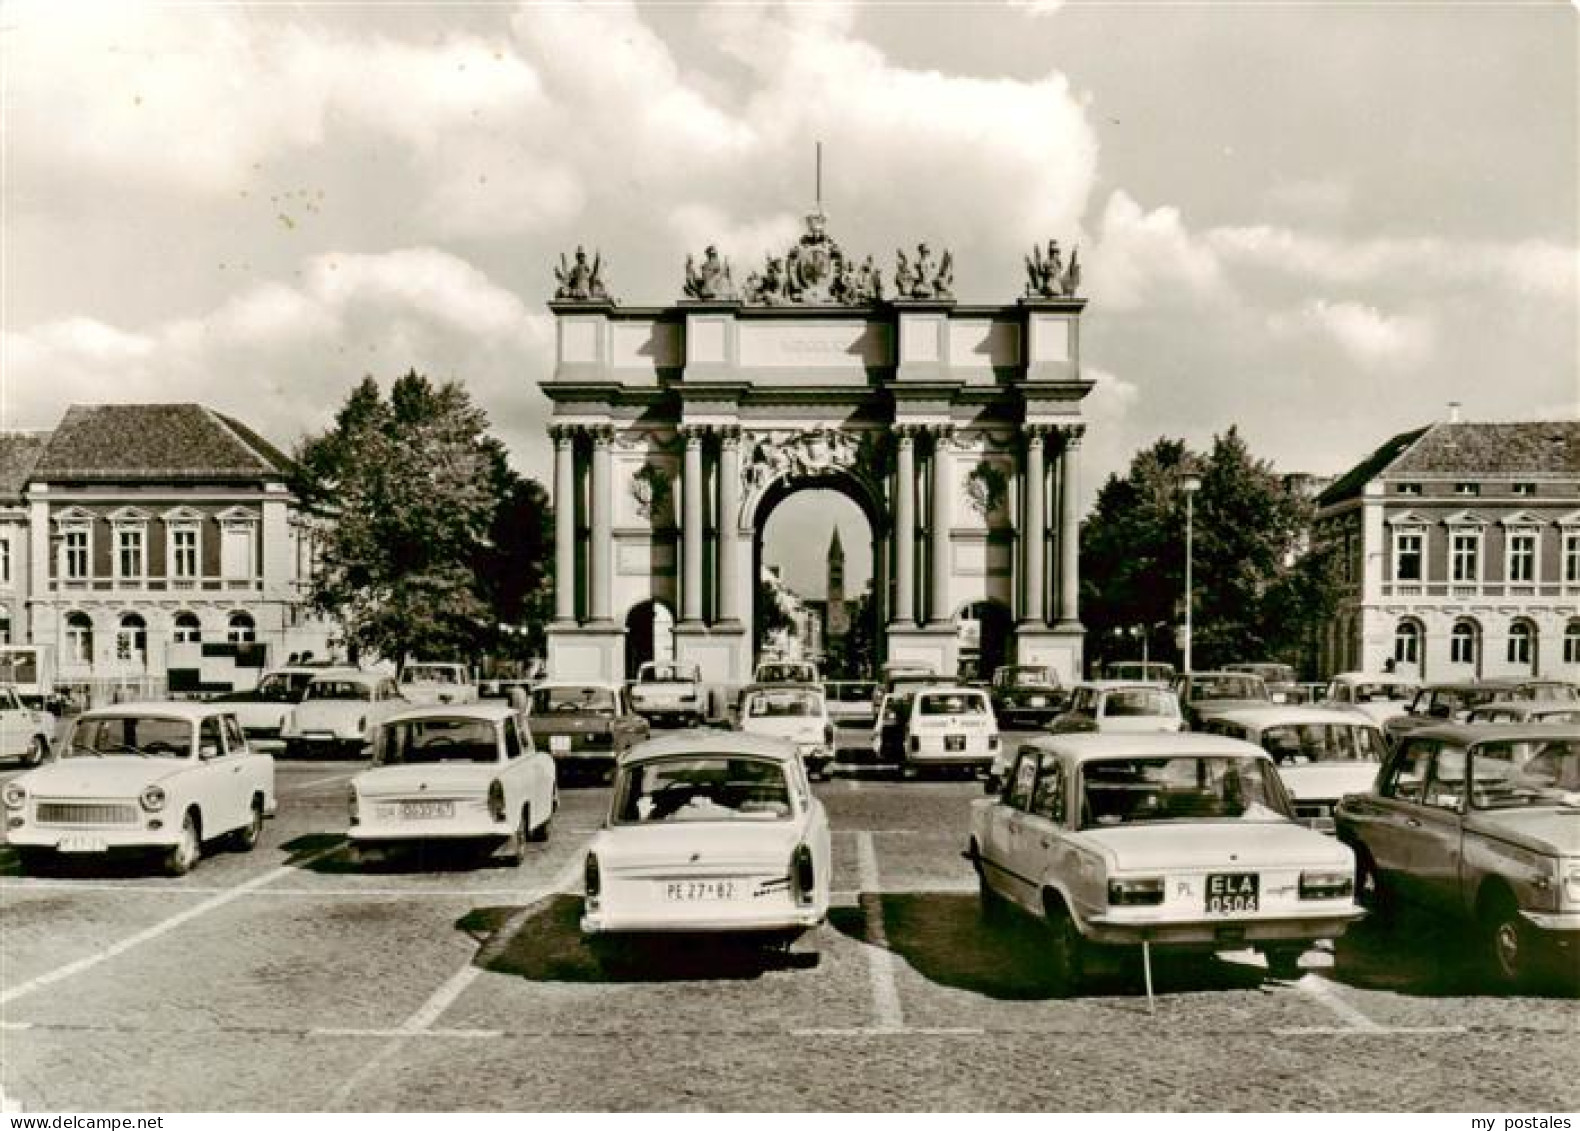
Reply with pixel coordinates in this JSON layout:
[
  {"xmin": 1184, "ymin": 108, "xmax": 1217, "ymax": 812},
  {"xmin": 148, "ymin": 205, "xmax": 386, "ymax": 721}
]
[
  {"xmin": 0, "ymin": 881, "xmax": 567, "ymax": 899},
  {"xmin": 1294, "ymin": 974, "xmax": 1384, "ymax": 1032},
  {"xmin": 0, "ymin": 846, "xmax": 337, "ymax": 1007},
  {"xmin": 287, "ymin": 773, "xmax": 357, "ymax": 793},
  {"xmin": 327, "ymin": 850, "xmax": 585, "ymax": 1110},
  {"xmin": 856, "ymin": 831, "xmax": 904, "ymax": 1032},
  {"xmin": 791, "ymin": 1026, "xmax": 984, "ymax": 1037},
  {"xmin": 1273, "ymin": 1026, "xmax": 1468, "ymax": 1036},
  {"xmin": 311, "ymin": 1027, "xmax": 501, "ymax": 1039}
]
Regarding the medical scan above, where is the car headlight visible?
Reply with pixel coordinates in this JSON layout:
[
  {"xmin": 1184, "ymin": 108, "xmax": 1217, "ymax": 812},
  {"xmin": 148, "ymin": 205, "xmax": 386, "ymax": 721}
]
[
  {"xmin": 1563, "ymin": 862, "xmax": 1580, "ymax": 905},
  {"xmin": 1299, "ymin": 870, "xmax": 1354, "ymax": 900},
  {"xmin": 3, "ymin": 782, "xmax": 26, "ymax": 810},
  {"xmin": 1107, "ymin": 877, "xmax": 1164, "ymax": 906},
  {"xmin": 140, "ymin": 785, "xmax": 167, "ymax": 813}
]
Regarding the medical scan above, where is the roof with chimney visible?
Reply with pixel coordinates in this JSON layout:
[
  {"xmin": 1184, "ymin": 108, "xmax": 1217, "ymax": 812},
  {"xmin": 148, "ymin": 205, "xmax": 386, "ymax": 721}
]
[
  {"xmin": 28, "ymin": 404, "xmax": 293, "ymax": 483},
  {"xmin": 1318, "ymin": 420, "xmax": 1580, "ymax": 507}
]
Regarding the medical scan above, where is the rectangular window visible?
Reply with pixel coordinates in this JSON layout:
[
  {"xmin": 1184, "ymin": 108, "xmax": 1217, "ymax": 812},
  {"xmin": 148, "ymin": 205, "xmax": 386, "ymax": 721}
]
[
  {"xmin": 1394, "ymin": 531, "xmax": 1423, "ymax": 581},
  {"xmin": 220, "ymin": 524, "xmax": 253, "ymax": 580},
  {"xmin": 1450, "ymin": 533, "xmax": 1479, "ymax": 582},
  {"xmin": 62, "ymin": 529, "xmax": 89, "ymax": 579},
  {"xmin": 1512, "ymin": 483, "xmax": 1535, "ymax": 497},
  {"xmin": 1451, "ymin": 630, "xmax": 1476, "ymax": 665},
  {"xmin": 1395, "ymin": 483, "xmax": 1422, "ymax": 496},
  {"xmin": 0, "ymin": 538, "xmax": 9, "ymax": 585},
  {"xmin": 1566, "ymin": 631, "xmax": 1580, "ymax": 665},
  {"xmin": 1507, "ymin": 532, "xmax": 1536, "ymax": 583},
  {"xmin": 1565, "ymin": 533, "xmax": 1580, "ymax": 584},
  {"xmin": 172, "ymin": 528, "xmax": 198, "ymax": 578},
  {"xmin": 1455, "ymin": 482, "xmax": 1480, "ymax": 496},
  {"xmin": 117, "ymin": 528, "xmax": 144, "ymax": 579}
]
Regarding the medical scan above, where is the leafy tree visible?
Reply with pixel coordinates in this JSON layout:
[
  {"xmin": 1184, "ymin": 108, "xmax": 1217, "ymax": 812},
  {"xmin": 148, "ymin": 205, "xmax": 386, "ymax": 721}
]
[
  {"xmin": 292, "ymin": 371, "xmax": 552, "ymax": 668},
  {"xmin": 1080, "ymin": 428, "xmax": 1334, "ymax": 675}
]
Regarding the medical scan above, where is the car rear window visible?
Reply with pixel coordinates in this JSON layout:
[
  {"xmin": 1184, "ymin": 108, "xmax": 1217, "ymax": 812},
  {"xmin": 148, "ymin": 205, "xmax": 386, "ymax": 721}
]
[
  {"xmin": 640, "ymin": 665, "xmax": 696, "ymax": 683},
  {"xmin": 614, "ymin": 756, "xmax": 792, "ymax": 823},
  {"xmin": 305, "ymin": 681, "xmax": 372, "ymax": 702},
  {"xmin": 916, "ymin": 692, "xmax": 989, "ymax": 716},
  {"xmin": 1258, "ymin": 723, "xmax": 1384, "ymax": 763},
  {"xmin": 745, "ymin": 691, "xmax": 821, "ymax": 718},
  {"xmin": 1080, "ymin": 755, "xmax": 1291, "ymax": 827},
  {"xmin": 1101, "ymin": 689, "xmax": 1177, "ymax": 717},
  {"xmin": 377, "ymin": 718, "xmax": 499, "ymax": 764},
  {"xmin": 533, "ymin": 686, "xmax": 616, "ymax": 714}
]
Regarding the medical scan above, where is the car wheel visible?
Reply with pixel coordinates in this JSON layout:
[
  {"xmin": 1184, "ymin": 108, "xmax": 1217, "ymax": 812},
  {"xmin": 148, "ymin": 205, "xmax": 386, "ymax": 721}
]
[
  {"xmin": 24, "ymin": 736, "xmax": 48, "ymax": 767},
  {"xmin": 1482, "ymin": 893, "xmax": 1533, "ymax": 989},
  {"xmin": 528, "ymin": 792, "xmax": 554, "ymax": 843},
  {"xmin": 1045, "ymin": 895, "xmax": 1086, "ymax": 991},
  {"xmin": 229, "ymin": 798, "xmax": 264, "ymax": 852},
  {"xmin": 164, "ymin": 812, "xmax": 201, "ymax": 877},
  {"xmin": 502, "ymin": 807, "xmax": 529, "ymax": 866}
]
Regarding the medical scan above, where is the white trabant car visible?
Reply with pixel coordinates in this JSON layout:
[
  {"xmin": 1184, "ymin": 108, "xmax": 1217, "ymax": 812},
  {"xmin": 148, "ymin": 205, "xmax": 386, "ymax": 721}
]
[
  {"xmin": 3, "ymin": 702, "xmax": 275, "ymax": 875},
  {"xmin": 281, "ymin": 670, "xmax": 405, "ymax": 758},
  {"xmin": 347, "ymin": 703, "xmax": 556, "ymax": 865},
  {"xmin": 1051, "ymin": 681, "xmax": 1187, "ymax": 736},
  {"xmin": 900, "ymin": 686, "xmax": 1000, "ymax": 778},
  {"xmin": 968, "ymin": 733, "xmax": 1362, "ymax": 985},
  {"xmin": 397, "ymin": 662, "xmax": 478, "ymax": 707},
  {"xmin": 1202, "ymin": 705, "xmax": 1386, "ymax": 831},
  {"xmin": 1323, "ymin": 673, "xmax": 1419, "ymax": 726},
  {"xmin": 581, "ymin": 731, "xmax": 831, "ymax": 941},
  {"xmin": 737, "ymin": 683, "xmax": 836, "ymax": 780},
  {"xmin": 1, "ymin": 683, "xmax": 54, "ymax": 766}
]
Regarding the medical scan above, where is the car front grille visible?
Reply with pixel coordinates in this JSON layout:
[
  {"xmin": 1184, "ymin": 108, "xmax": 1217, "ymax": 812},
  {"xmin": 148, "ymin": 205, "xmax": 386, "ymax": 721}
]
[{"xmin": 36, "ymin": 801, "xmax": 139, "ymax": 827}]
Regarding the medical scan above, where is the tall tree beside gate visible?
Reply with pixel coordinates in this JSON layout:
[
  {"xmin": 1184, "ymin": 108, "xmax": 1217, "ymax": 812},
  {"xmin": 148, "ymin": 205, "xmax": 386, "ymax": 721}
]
[
  {"xmin": 292, "ymin": 371, "xmax": 551, "ymax": 666},
  {"xmin": 1080, "ymin": 428, "xmax": 1336, "ymax": 674}
]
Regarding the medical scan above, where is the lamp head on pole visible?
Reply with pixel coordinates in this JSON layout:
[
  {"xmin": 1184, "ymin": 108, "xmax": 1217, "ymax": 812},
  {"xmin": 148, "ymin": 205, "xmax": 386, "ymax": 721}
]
[{"xmin": 1181, "ymin": 474, "xmax": 1202, "ymax": 496}]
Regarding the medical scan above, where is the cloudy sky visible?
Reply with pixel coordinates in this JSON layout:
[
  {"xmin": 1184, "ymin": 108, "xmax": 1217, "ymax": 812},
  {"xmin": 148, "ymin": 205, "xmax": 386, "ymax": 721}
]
[{"xmin": 3, "ymin": 2, "xmax": 1576, "ymax": 597}]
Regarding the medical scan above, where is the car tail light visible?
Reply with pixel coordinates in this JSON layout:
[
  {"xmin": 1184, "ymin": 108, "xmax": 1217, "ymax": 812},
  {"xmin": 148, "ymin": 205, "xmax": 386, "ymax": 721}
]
[
  {"xmin": 909, "ymin": 735, "xmax": 919, "ymax": 752},
  {"xmin": 791, "ymin": 844, "xmax": 815, "ymax": 906},
  {"xmin": 988, "ymin": 734, "xmax": 1000, "ymax": 750},
  {"xmin": 584, "ymin": 853, "xmax": 602, "ymax": 903},
  {"xmin": 139, "ymin": 785, "xmax": 167, "ymax": 813},
  {"xmin": 823, "ymin": 725, "xmax": 834, "ymax": 747},
  {"xmin": 1107, "ymin": 877, "xmax": 1165, "ymax": 906},
  {"xmin": 1299, "ymin": 870, "xmax": 1354, "ymax": 900},
  {"xmin": 488, "ymin": 780, "xmax": 506, "ymax": 822},
  {"xmin": 3, "ymin": 782, "xmax": 26, "ymax": 810},
  {"xmin": 347, "ymin": 785, "xmax": 359, "ymax": 826},
  {"xmin": 356, "ymin": 716, "xmax": 368, "ymax": 735}
]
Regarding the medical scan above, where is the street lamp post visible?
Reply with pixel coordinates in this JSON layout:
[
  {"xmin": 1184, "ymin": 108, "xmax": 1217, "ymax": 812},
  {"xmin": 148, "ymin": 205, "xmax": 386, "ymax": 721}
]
[{"xmin": 1181, "ymin": 474, "xmax": 1202, "ymax": 674}]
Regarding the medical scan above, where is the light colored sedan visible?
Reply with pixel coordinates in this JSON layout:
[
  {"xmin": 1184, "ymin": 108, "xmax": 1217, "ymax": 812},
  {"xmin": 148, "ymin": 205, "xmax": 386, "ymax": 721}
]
[
  {"xmin": 737, "ymin": 683, "xmax": 836, "ymax": 780},
  {"xmin": 1051, "ymin": 681, "xmax": 1187, "ymax": 736},
  {"xmin": 281, "ymin": 670, "xmax": 405, "ymax": 758},
  {"xmin": 581, "ymin": 732, "xmax": 831, "ymax": 941},
  {"xmin": 348, "ymin": 703, "xmax": 556, "ymax": 865},
  {"xmin": 1203, "ymin": 705, "xmax": 1386, "ymax": 831},
  {"xmin": 969, "ymin": 733, "xmax": 1362, "ymax": 986},
  {"xmin": 3, "ymin": 702, "xmax": 275, "ymax": 875},
  {"xmin": 900, "ymin": 686, "xmax": 1000, "ymax": 778}
]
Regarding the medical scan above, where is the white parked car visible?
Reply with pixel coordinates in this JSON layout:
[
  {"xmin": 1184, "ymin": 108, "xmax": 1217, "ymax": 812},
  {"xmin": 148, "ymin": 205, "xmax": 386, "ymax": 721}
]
[
  {"xmin": 398, "ymin": 662, "xmax": 479, "ymax": 707},
  {"xmin": 752, "ymin": 660, "xmax": 820, "ymax": 686},
  {"xmin": 1, "ymin": 683, "xmax": 53, "ymax": 766},
  {"xmin": 347, "ymin": 704, "xmax": 556, "ymax": 865},
  {"xmin": 1051, "ymin": 682, "xmax": 1187, "ymax": 736},
  {"xmin": 207, "ymin": 663, "xmax": 337, "ymax": 742},
  {"xmin": 3, "ymin": 702, "xmax": 275, "ymax": 875},
  {"xmin": 581, "ymin": 731, "xmax": 831, "ymax": 943},
  {"xmin": 1323, "ymin": 672, "xmax": 1419, "ymax": 726},
  {"xmin": 968, "ymin": 733, "xmax": 1362, "ymax": 985},
  {"xmin": 628, "ymin": 661, "xmax": 706, "ymax": 728},
  {"xmin": 737, "ymin": 683, "xmax": 836, "ymax": 779},
  {"xmin": 1202, "ymin": 705, "xmax": 1386, "ymax": 831},
  {"xmin": 281, "ymin": 670, "xmax": 405, "ymax": 758},
  {"xmin": 899, "ymin": 686, "xmax": 1000, "ymax": 778}
]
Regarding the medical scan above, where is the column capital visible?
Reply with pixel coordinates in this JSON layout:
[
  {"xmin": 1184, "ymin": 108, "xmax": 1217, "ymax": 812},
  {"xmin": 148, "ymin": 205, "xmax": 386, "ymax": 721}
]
[
  {"xmin": 680, "ymin": 423, "xmax": 709, "ymax": 447},
  {"xmin": 1056, "ymin": 422, "xmax": 1086, "ymax": 448},
  {"xmin": 548, "ymin": 423, "xmax": 579, "ymax": 444},
  {"xmin": 588, "ymin": 424, "xmax": 615, "ymax": 449},
  {"xmin": 716, "ymin": 424, "xmax": 743, "ymax": 449},
  {"xmin": 895, "ymin": 423, "xmax": 921, "ymax": 445},
  {"xmin": 923, "ymin": 423, "xmax": 955, "ymax": 445}
]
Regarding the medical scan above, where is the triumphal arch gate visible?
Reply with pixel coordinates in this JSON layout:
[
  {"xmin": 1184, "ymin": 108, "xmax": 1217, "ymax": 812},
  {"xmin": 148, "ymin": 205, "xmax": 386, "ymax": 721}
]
[{"xmin": 539, "ymin": 215, "xmax": 1093, "ymax": 687}]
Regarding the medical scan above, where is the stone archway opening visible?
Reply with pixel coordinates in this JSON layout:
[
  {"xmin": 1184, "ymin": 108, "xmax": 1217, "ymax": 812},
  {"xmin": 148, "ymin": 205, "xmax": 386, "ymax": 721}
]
[
  {"xmin": 624, "ymin": 599, "xmax": 676, "ymax": 681},
  {"xmin": 955, "ymin": 599, "xmax": 1014, "ymax": 683},
  {"xmin": 753, "ymin": 474, "xmax": 884, "ymax": 679}
]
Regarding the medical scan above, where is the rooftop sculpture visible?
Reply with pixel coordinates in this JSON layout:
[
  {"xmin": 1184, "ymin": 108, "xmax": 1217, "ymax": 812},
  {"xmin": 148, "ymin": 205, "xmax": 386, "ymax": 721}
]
[
  {"xmin": 1024, "ymin": 239, "xmax": 1082, "ymax": 299},
  {"xmin": 553, "ymin": 246, "xmax": 613, "ymax": 302},
  {"xmin": 894, "ymin": 242, "xmax": 954, "ymax": 301}
]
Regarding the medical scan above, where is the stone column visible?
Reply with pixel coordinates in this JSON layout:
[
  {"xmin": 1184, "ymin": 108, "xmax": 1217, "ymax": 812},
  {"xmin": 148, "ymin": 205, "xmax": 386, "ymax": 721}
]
[
  {"xmin": 716, "ymin": 427, "xmax": 742, "ymax": 625},
  {"xmin": 588, "ymin": 426, "xmax": 613, "ymax": 624},
  {"xmin": 1020, "ymin": 425, "xmax": 1047, "ymax": 626},
  {"xmin": 892, "ymin": 426, "xmax": 917, "ymax": 626},
  {"xmin": 1056, "ymin": 425, "xmax": 1084, "ymax": 627},
  {"xmin": 552, "ymin": 425, "xmax": 578, "ymax": 625},
  {"xmin": 927, "ymin": 426, "xmax": 953, "ymax": 626},
  {"xmin": 681, "ymin": 425, "xmax": 706, "ymax": 625}
]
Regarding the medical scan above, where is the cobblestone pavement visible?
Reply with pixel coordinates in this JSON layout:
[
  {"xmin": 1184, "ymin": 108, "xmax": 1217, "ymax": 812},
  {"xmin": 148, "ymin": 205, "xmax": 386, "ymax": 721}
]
[{"xmin": 1, "ymin": 747, "xmax": 1576, "ymax": 1112}]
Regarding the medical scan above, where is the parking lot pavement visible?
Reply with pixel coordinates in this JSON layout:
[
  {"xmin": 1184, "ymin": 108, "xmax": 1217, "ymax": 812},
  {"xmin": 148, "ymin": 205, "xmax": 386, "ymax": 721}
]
[{"xmin": 2, "ymin": 761, "xmax": 1576, "ymax": 1112}]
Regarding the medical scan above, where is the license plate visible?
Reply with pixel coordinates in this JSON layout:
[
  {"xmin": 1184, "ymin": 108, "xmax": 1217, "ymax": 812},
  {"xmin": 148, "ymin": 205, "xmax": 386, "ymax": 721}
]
[
  {"xmin": 1206, "ymin": 873, "xmax": 1259, "ymax": 913},
  {"xmin": 664, "ymin": 879, "xmax": 739, "ymax": 902},
  {"xmin": 307, "ymin": 732, "xmax": 334, "ymax": 742},
  {"xmin": 550, "ymin": 735, "xmax": 571, "ymax": 753},
  {"xmin": 399, "ymin": 801, "xmax": 454, "ymax": 820},
  {"xmin": 1029, "ymin": 696, "xmax": 1047, "ymax": 707},
  {"xmin": 59, "ymin": 834, "xmax": 107, "ymax": 854},
  {"xmin": 945, "ymin": 734, "xmax": 966, "ymax": 752}
]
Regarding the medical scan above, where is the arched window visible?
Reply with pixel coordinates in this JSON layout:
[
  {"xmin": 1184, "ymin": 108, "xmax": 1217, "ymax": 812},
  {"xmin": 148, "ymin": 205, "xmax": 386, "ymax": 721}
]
[
  {"xmin": 116, "ymin": 613, "xmax": 148, "ymax": 664},
  {"xmin": 1450, "ymin": 619, "xmax": 1479, "ymax": 666},
  {"xmin": 172, "ymin": 612, "xmax": 202, "ymax": 644},
  {"xmin": 1506, "ymin": 620, "xmax": 1535, "ymax": 667},
  {"xmin": 1566, "ymin": 620, "xmax": 1580, "ymax": 665},
  {"xmin": 1393, "ymin": 620, "xmax": 1422, "ymax": 667},
  {"xmin": 65, "ymin": 612, "xmax": 94, "ymax": 663},
  {"xmin": 227, "ymin": 611, "xmax": 256, "ymax": 644}
]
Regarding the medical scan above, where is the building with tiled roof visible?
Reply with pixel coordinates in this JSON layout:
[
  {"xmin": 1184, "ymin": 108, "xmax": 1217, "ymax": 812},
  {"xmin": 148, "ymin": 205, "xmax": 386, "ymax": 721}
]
[
  {"xmin": 1314, "ymin": 418, "xmax": 1580, "ymax": 680},
  {"xmin": 3, "ymin": 404, "xmax": 333, "ymax": 702}
]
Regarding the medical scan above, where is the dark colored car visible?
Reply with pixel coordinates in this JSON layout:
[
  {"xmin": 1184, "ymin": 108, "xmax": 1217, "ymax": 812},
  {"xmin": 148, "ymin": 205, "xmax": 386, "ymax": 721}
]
[
  {"xmin": 1172, "ymin": 670, "xmax": 1272, "ymax": 731},
  {"xmin": 1383, "ymin": 681, "xmax": 1520, "ymax": 747},
  {"xmin": 988, "ymin": 664, "xmax": 1065, "ymax": 728},
  {"xmin": 526, "ymin": 681, "xmax": 650, "ymax": 782}
]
